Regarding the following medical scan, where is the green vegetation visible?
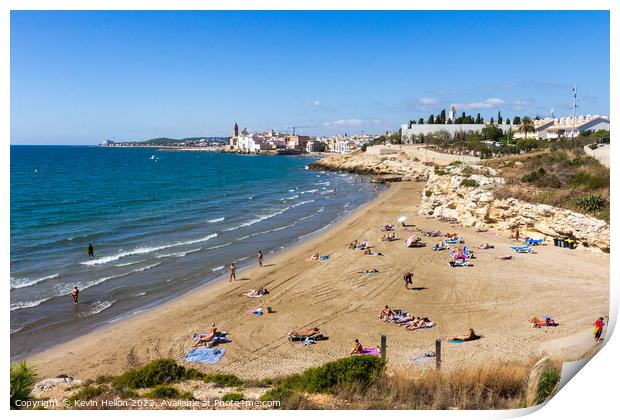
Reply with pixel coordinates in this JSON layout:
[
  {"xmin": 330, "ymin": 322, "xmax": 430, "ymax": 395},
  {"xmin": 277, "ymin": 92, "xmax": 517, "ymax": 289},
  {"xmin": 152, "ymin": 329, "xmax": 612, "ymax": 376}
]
[
  {"xmin": 112, "ymin": 358, "xmax": 195, "ymax": 389},
  {"xmin": 576, "ymin": 194, "xmax": 607, "ymax": 213},
  {"xmin": 260, "ymin": 355, "xmax": 385, "ymax": 405},
  {"xmin": 143, "ymin": 384, "xmax": 194, "ymax": 400},
  {"xmin": 221, "ymin": 392, "xmax": 245, "ymax": 402},
  {"xmin": 535, "ymin": 370, "xmax": 561, "ymax": 405},
  {"xmin": 460, "ymin": 179, "xmax": 480, "ymax": 188},
  {"xmin": 490, "ymin": 149, "xmax": 609, "ymax": 221},
  {"xmin": 10, "ymin": 361, "xmax": 38, "ymax": 409}
]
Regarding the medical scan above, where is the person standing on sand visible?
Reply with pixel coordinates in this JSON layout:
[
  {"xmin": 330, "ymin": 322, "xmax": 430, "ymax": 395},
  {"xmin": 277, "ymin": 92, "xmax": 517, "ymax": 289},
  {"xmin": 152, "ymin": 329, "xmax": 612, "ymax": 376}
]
[
  {"xmin": 594, "ymin": 317, "xmax": 605, "ymax": 342},
  {"xmin": 403, "ymin": 272, "xmax": 413, "ymax": 289},
  {"xmin": 87, "ymin": 243, "xmax": 94, "ymax": 258},
  {"xmin": 70, "ymin": 286, "xmax": 79, "ymax": 304},
  {"xmin": 257, "ymin": 250, "xmax": 263, "ymax": 267},
  {"xmin": 229, "ymin": 263, "xmax": 236, "ymax": 282}
]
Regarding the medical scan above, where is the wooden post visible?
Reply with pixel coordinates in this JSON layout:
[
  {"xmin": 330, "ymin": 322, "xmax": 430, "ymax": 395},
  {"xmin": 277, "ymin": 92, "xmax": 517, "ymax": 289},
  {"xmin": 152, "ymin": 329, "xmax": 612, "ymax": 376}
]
[
  {"xmin": 380, "ymin": 335, "xmax": 387, "ymax": 362},
  {"xmin": 435, "ymin": 338, "xmax": 442, "ymax": 370}
]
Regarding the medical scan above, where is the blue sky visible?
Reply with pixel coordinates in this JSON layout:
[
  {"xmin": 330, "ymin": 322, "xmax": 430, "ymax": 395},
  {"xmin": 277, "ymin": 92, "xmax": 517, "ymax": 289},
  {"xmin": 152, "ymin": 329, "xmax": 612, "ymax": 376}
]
[{"xmin": 11, "ymin": 10, "xmax": 609, "ymax": 144}]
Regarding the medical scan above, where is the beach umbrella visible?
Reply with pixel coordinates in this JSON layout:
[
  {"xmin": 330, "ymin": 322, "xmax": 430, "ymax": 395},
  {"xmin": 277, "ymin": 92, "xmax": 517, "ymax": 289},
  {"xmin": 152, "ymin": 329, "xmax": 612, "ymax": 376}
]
[{"xmin": 398, "ymin": 216, "xmax": 408, "ymax": 223}]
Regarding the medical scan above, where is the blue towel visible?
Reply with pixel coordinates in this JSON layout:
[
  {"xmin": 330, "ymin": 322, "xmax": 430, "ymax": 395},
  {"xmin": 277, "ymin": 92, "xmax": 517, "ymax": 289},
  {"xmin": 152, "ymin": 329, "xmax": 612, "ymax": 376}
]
[
  {"xmin": 184, "ymin": 347, "xmax": 226, "ymax": 364},
  {"xmin": 319, "ymin": 255, "xmax": 329, "ymax": 261},
  {"xmin": 448, "ymin": 339, "xmax": 464, "ymax": 344}
]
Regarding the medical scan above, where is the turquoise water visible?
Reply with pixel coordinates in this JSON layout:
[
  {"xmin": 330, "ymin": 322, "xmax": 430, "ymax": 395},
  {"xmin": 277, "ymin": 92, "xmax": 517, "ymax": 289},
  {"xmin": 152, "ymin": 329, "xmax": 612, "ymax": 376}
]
[{"xmin": 10, "ymin": 146, "xmax": 378, "ymax": 357}]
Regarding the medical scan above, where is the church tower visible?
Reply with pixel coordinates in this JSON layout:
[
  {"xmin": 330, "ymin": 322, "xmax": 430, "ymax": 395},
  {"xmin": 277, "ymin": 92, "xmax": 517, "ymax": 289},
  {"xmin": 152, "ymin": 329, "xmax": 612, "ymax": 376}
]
[
  {"xmin": 230, "ymin": 122, "xmax": 239, "ymax": 148},
  {"xmin": 233, "ymin": 122, "xmax": 239, "ymax": 138}
]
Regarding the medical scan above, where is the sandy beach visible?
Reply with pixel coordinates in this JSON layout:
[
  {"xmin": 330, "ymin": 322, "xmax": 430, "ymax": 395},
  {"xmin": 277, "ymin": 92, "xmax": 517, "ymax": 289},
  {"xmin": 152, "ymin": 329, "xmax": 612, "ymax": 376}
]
[{"xmin": 28, "ymin": 181, "xmax": 609, "ymax": 380}]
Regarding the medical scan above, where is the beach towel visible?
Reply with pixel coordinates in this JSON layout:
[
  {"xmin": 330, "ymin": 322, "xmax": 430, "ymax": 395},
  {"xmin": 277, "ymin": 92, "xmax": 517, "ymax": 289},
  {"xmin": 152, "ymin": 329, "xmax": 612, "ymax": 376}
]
[
  {"xmin": 248, "ymin": 308, "xmax": 265, "ymax": 315},
  {"xmin": 361, "ymin": 347, "xmax": 380, "ymax": 355},
  {"xmin": 319, "ymin": 255, "xmax": 329, "ymax": 261},
  {"xmin": 303, "ymin": 337, "xmax": 316, "ymax": 346},
  {"xmin": 410, "ymin": 351, "xmax": 436, "ymax": 364},
  {"xmin": 184, "ymin": 347, "xmax": 226, "ymax": 364},
  {"xmin": 448, "ymin": 339, "xmax": 464, "ymax": 344}
]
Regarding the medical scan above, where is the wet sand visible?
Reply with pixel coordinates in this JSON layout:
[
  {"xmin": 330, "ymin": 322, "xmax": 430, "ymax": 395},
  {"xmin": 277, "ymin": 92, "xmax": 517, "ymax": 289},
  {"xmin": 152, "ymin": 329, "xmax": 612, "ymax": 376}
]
[{"xmin": 27, "ymin": 182, "xmax": 609, "ymax": 379}]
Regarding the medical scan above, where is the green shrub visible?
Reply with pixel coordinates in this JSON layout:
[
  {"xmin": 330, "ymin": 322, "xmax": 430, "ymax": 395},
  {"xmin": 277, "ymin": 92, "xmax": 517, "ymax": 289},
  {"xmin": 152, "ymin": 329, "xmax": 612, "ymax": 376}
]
[
  {"xmin": 143, "ymin": 384, "xmax": 193, "ymax": 400},
  {"xmin": 94, "ymin": 375, "xmax": 115, "ymax": 384},
  {"xmin": 576, "ymin": 194, "xmax": 607, "ymax": 213},
  {"xmin": 568, "ymin": 172, "xmax": 608, "ymax": 190},
  {"xmin": 460, "ymin": 179, "xmax": 480, "ymax": 188},
  {"xmin": 10, "ymin": 361, "xmax": 38, "ymax": 409},
  {"xmin": 112, "ymin": 358, "xmax": 188, "ymax": 389},
  {"xmin": 434, "ymin": 167, "xmax": 447, "ymax": 176},
  {"xmin": 536, "ymin": 370, "xmax": 561, "ymax": 404},
  {"xmin": 203, "ymin": 373, "xmax": 244, "ymax": 387},
  {"xmin": 67, "ymin": 385, "xmax": 106, "ymax": 405},
  {"xmin": 521, "ymin": 167, "xmax": 546, "ymax": 183},
  {"xmin": 259, "ymin": 386, "xmax": 296, "ymax": 402},
  {"xmin": 221, "ymin": 392, "xmax": 244, "ymax": 402},
  {"xmin": 424, "ymin": 190, "xmax": 432, "ymax": 197}
]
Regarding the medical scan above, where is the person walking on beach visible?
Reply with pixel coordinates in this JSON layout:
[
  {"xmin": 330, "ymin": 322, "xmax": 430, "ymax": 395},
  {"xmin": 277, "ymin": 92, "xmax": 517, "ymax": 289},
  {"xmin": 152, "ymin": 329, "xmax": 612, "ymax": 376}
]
[
  {"xmin": 403, "ymin": 271, "xmax": 413, "ymax": 290},
  {"xmin": 228, "ymin": 263, "xmax": 237, "ymax": 282},
  {"xmin": 594, "ymin": 317, "xmax": 605, "ymax": 342},
  {"xmin": 70, "ymin": 286, "xmax": 79, "ymax": 304},
  {"xmin": 257, "ymin": 250, "xmax": 263, "ymax": 267},
  {"xmin": 87, "ymin": 243, "xmax": 94, "ymax": 258}
]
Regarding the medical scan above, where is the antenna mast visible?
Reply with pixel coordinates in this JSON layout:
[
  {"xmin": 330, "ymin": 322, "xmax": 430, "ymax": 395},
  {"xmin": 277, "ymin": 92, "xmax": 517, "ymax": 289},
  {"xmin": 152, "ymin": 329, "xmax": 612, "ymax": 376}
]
[{"xmin": 571, "ymin": 86, "xmax": 577, "ymax": 140}]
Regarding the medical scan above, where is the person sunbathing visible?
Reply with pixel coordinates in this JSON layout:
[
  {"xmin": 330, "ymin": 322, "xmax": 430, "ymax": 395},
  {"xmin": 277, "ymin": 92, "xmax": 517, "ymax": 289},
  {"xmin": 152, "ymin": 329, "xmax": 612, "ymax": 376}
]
[
  {"xmin": 495, "ymin": 255, "xmax": 513, "ymax": 260},
  {"xmin": 478, "ymin": 243, "xmax": 494, "ymax": 249},
  {"xmin": 290, "ymin": 327, "xmax": 320, "ymax": 338},
  {"xmin": 350, "ymin": 339, "xmax": 364, "ymax": 355},
  {"xmin": 450, "ymin": 328, "xmax": 480, "ymax": 342},
  {"xmin": 435, "ymin": 239, "xmax": 447, "ymax": 248},
  {"xmin": 349, "ymin": 240, "xmax": 358, "ymax": 249},
  {"xmin": 445, "ymin": 232, "xmax": 458, "ymax": 239},
  {"xmin": 360, "ymin": 268, "xmax": 379, "ymax": 274},
  {"xmin": 406, "ymin": 319, "xmax": 427, "ymax": 330},
  {"xmin": 307, "ymin": 252, "xmax": 320, "ymax": 261},
  {"xmin": 476, "ymin": 228, "xmax": 488, "ymax": 233},
  {"xmin": 379, "ymin": 305, "xmax": 395, "ymax": 321},
  {"xmin": 193, "ymin": 323, "xmax": 218, "ymax": 347},
  {"xmin": 395, "ymin": 315, "xmax": 416, "ymax": 325}
]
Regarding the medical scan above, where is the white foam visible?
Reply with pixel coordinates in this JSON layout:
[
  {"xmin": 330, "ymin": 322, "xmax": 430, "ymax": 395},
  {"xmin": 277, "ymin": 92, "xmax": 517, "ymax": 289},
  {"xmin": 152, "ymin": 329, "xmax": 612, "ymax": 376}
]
[
  {"xmin": 81, "ymin": 300, "xmax": 115, "ymax": 317},
  {"xmin": 10, "ymin": 297, "xmax": 51, "ymax": 311},
  {"xmin": 80, "ymin": 233, "xmax": 217, "ymax": 266},
  {"xmin": 223, "ymin": 207, "xmax": 291, "ymax": 231},
  {"xmin": 10, "ymin": 273, "xmax": 59, "ymax": 290},
  {"xmin": 207, "ymin": 217, "xmax": 225, "ymax": 223},
  {"xmin": 115, "ymin": 259, "xmax": 147, "ymax": 267},
  {"xmin": 211, "ymin": 265, "xmax": 225, "ymax": 272}
]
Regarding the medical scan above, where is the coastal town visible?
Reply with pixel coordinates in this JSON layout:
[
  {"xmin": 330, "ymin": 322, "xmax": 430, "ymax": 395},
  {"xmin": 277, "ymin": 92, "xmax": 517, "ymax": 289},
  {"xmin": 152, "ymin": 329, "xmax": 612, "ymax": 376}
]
[{"xmin": 100, "ymin": 107, "xmax": 610, "ymax": 158}]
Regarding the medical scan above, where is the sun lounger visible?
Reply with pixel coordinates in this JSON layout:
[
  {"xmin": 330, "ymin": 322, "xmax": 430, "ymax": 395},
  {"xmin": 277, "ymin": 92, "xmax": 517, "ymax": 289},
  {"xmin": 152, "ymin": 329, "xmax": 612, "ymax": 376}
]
[
  {"xmin": 449, "ymin": 259, "xmax": 470, "ymax": 267},
  {"xmin": 288, "ymin": 333, "xmax": 328, "ymax": 342},
  {"xmin": 444, "ymin": 237, "xmax": 463, "ymax": 244},
  {"xmin": 511, "ymin": 246, "xmax": 533, "ymax": 253},
  {"xmin": 432, "ymin": 245, "xmax": 448, "ymax": 251},
  {"xmin": 524, "ymin": 239, "xmax": 544, "ymax": 246}
]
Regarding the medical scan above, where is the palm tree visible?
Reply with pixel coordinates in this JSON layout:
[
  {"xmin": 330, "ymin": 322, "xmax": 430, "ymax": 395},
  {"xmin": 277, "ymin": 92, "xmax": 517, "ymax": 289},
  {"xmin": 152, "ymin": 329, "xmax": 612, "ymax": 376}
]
[{"xmin": 517, "ymin": 117, "xmax": 535, "ymax": 139}]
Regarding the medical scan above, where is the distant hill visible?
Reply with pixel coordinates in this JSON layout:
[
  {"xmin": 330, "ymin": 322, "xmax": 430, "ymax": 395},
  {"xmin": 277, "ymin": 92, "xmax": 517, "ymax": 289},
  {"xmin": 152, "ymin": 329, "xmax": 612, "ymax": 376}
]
[{"xmin": 139, "ymin": 137, "xmax": 230, "ymax": 145}]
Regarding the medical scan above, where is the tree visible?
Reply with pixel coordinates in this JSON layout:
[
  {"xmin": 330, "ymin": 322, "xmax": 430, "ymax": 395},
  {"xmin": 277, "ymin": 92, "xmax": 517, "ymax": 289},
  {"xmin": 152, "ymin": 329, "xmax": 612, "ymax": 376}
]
[
  {"xmin": 497, "ymin": 110, "xmax": 503, "ymax": 124},
  {"xmin": 490, "ymin": 117, "xmax": 495, "ymax": 125},
  {"xmin": 516, "ymin": 117, "xmax": 535, "ymax": 139},
  {"xmin": 418, "ymin": 118, "xmax": 424, "ymax": 125},
  {"xmin": 513, "ymin": 116, "xmax": 521, "ymax": 125},
  {"xmin": 439, "ymin": 109, "xmax": 446, "ymax": 124},
  {"xmin": 482, "ymin": 124, "xmax": 503, "ymax": 141},
  {"xmin": 506, "ymin": 117, "xmax": 511, "ymax": 125},
  {"xmin": 428, "ymin": 114, "xmax": 435, "ymax": 124},
  {"xmin": 475, "ymin": 113, "xmax": 482, "ymax": 124}
]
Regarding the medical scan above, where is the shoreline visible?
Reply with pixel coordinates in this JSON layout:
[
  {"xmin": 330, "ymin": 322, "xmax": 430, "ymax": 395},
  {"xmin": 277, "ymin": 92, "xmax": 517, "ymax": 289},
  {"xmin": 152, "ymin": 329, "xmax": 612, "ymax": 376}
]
[
  {"xmin": 26, "ymin": 181, "xmax": 609, "ymax": 380},
  {"xmin": 11, "ymin": 167, "xmax": 381, "ymax": 361}
]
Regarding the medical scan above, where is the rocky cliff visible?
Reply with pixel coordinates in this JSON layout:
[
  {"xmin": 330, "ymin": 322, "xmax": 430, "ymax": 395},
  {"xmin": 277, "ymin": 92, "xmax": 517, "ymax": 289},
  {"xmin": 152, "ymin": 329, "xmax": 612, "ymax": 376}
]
[
  {"xmin": 419, "ymin": 164, "xmax": 610, "ymax": 252},
  {"xmin": 309, "ymin": 151, "xmax": 431, "ymax": 181}
]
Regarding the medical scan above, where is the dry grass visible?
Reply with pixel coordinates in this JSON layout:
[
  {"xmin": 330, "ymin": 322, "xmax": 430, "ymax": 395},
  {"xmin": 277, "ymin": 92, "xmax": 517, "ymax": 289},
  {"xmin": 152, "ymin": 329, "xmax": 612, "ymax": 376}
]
[{"xmin": 278, "ymin": 360, "xmax": 534, "ymax": 410}]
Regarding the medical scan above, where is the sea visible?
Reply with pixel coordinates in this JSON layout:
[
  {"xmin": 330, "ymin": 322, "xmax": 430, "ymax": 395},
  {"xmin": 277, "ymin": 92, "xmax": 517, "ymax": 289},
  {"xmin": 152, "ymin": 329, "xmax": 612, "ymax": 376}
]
[{"xmin": 10, "ymin": 145, "xmax": 380, "ymax": 359}]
